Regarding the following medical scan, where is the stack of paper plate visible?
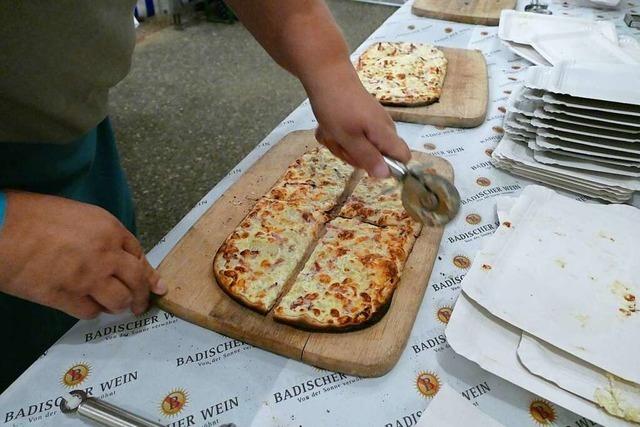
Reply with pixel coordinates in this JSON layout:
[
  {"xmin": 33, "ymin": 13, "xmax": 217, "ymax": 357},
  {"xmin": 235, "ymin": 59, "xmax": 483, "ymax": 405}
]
[
  {"xmin": 498, "ymin": 10, "xmax": 638, "ymax": 66},
  {"xmin": 446, "ymin": 185, "xmax": 640, "ymax": 426},
  {"xmin": 492, "ymin": 64, "xmax": 640, "ymax": 203}
]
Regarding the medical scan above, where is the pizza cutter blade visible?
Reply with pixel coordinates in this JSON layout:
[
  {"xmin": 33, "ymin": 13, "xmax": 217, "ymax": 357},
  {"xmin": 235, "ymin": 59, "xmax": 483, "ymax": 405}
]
[{"xmin": 383, "ymin": 155, "xmax": 460, "ymax": 226}]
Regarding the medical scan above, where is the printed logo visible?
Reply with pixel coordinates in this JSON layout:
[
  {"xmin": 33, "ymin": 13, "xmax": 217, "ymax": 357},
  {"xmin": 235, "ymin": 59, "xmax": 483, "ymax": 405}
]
[
  {"xmin": 415, "ymin": 372, "xmax": 440, "ymax": 398},
  {"xmin": 436, "ymin": 306, "xmax": 453, "ymax": 324},
  {"xmin": 423, "ymin": 143, "xmax": 437, "ymax": 151},
  {"xmin": 465, "ymin": 213, "xmax": 482, "ymax": 225},
  {"xmin": 529, "ymin": 400, "xmax": 556, "ymax": 425},
  {"xmin": 453, "ymin": 255, "xmax": 471, "ymax": 269},
  {"xmin": 476, "ymin": 177, "xmax": 492, "ymax": 187},
  {"xmin": 444, "ymin": 27, "xmax": 453, "ymax": 33},
  {"xmin": 498, "ymin": 106, "xmax": 506, "ymax": 113},
  {"xmin": 492, "ymin": 126, "xmax": 504, "ymax": 134},
  {"xmin": 484, "ymin": 148, "xmax": 494, "ymax": 157},
  {"xmin": 61, "ymin": 363, "xmax": 90, "ymax": 387},
  {"xmin": 160, "ymin": 389, "xmax": 188, "ymax": 417},
  {"xmin": 480, "ymin": 31, "xmax": 488, "ymax": 36}
]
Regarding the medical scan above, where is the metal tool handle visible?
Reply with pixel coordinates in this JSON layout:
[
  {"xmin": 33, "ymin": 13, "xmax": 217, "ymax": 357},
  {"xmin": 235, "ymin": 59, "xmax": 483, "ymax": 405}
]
[
  {"xmin": 382, "ymin": 155, "xmax": 408, "ymax": 181},
  {"xmin": 61, "ymin": 390, "xmax": 162, "ymax": 427}
]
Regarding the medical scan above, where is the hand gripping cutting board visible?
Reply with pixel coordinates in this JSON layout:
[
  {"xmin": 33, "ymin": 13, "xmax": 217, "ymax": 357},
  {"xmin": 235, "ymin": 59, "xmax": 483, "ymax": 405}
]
[
  {"xmin": 156, "ymin": 131, "xmax": 453, "ymax": 377},
  {"xmin": 412, "ymin": 0, "xmax": 516, "ymax": 26},
  {"xmin": 384, "ymin": 47, "xmax": 488, "ymax": 127}
]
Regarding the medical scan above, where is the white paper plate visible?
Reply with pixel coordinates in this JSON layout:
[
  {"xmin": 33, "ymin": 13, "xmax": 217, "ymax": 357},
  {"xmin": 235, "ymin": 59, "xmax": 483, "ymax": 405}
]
[
  {"xmin": 505, "ymin": 164, "xmax": 632, "ymax": 198},
  {"xmin": 534, "ymin": 108, "xmax": 640, "ymax": 134},
  {"xmin": 492, "ymin": 154, "xmax": 633, "ymax": 202},
  {"xmin": 536, "ymin": 135, "xmax": 640, "ymax": 163},
  {"xmin": 533, "ymin": 149, "xmax": 640, "ymax": 177},
  {"xmin": 544, "ymin": 104, "xmax": 640, "ymax": 128},
  {"xmin": 518, "ymin": 333, "xmax": 640, "ymax": 423},
  {"xmin": 531, "ymin": 30, "xmax": 638, "ymax": 66},
  {"xmin": 495, "ymin": 136, "xmax": 640, "ymax": 191},
  {"xmin": 532, "ymin": 118, "xmax": 640, "ymax": 142},
  {"xmin": 541, "ymin": 91, "xmax": 640, "ymax": 116},
  {"xmin": 537, "ymin": 128, "xmax": 640, "ymax": 155},
  {"xmin": 498, "ymin": 10, "xmax": 619, "ymax": 46},
  {"xmin": 461, "ymin": 185, "xmax": 640, "ymax": 383},
  {"xmin": 507, "ymin": 87, "xmax": 541, "ymax": 116},
  {"xmin": 501, "ymin": 40, "xmax": 551, "ymax": 66},
  {"xmin": 619, "ymin": 35, "xmax": 640, "ymax": 63},
  {"xmin": 589, "ymin": 0, "xmax": 622, "ymax": 6},
  {"xmin": 415, "ymin": 383, "xmax": 506, "ymax": 427},
  {"xmin": 446, "ymin": 293, "xmax": 636, "ymax": 427}
]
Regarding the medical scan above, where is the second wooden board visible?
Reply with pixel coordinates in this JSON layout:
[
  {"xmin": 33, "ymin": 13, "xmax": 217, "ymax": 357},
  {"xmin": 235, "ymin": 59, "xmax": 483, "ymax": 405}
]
[
  {"xmin": 384, "ymin": 47, "xmax": 488, "ymax": 128},
  {"xmin": 412, "ymin": 0, "xmax": 516, "ymax": 26},
  {"xmin": 156, "ymin": 131, "xmax": 454, "ymax": 377}
]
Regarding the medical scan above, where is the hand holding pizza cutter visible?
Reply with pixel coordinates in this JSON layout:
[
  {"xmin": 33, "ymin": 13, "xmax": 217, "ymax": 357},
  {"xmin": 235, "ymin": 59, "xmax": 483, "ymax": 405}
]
[{"xmin": 382, "ymin": 155, "xmax": 460, "ymax": 226}]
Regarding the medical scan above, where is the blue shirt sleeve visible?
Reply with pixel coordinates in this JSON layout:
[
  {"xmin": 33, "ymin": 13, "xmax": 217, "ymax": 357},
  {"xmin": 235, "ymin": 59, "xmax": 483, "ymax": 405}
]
[{"xmin": 0, "ymin": 192, "xmax": 6, "ymax": 229}]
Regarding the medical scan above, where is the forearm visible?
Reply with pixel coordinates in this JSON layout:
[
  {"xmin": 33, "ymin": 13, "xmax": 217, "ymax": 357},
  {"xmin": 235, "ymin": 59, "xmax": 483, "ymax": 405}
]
[{"xmin": 226, "ymin": 0, "xmax": 359, "ymax": 94}]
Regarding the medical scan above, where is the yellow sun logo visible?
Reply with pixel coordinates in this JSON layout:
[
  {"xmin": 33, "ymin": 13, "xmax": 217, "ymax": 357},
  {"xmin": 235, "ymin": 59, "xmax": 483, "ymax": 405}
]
[
  {"xmin": 529, "ymin": 399, "xmax": 556, "ymax": 425},
  {"xmin": 160, "ymin": 388, "xmax": 189, "ymax": 417},
  {"xmin": 465, "ymin": 213, "xmax": 482, "ymax": 225},
  {"xmin": 436, "ymin": 306, "xmax": 453, "ymax": 324},
  {"xmin": 452, "ymin": 255, "xmax": 471, "ymax": 269},
  {"xmin": 61, "ymin": 363, "xmax": 91, "ymax": 388},
  {"xmin": 415, "ymin": 371, "xmax": 440, "ymax": 398}
]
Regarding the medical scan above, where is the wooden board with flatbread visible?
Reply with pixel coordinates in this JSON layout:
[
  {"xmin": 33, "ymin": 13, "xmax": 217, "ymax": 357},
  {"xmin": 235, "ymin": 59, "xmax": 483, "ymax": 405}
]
[
  {"xmin": 356, "ymin": 42, "xmax": 488, "ymax": 128},
  {"xmin": 156, "ymin": 131, "xmax": 453, "ymax": 377}
]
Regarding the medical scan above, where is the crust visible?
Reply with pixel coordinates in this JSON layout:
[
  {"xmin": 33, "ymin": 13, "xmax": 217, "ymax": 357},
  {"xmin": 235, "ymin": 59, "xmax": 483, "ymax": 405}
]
[
  {"xmin": 213, "ymin": 245, "xmax": 270, "ymax": 315},
  {"xmin": 378, "ymin": 95, "xmax": 441, "ymax": 108},
  {"xmin": 272, "ymin": 285, "xmax": 396, "ymax": 333}
]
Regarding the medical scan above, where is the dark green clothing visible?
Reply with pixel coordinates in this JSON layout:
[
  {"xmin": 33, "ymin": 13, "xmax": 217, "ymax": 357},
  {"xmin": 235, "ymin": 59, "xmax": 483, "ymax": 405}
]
[{"xmin": 0, "ymin": 117, "xmax": 136, "ymax": 392}]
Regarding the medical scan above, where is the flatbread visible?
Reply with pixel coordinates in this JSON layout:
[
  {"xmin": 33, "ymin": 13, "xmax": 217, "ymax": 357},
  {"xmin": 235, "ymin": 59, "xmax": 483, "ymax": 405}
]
[
  {"xmin": 356, "ymin": 42, "xmax": 447, "ymax": 106},
  {"xmin": 214, "ymin": 198, "xmax": 327, "ymax": 313},
  {"xmin": 339, "ymin": 175, "xmax": 422, "ymax": 235},
  {"xmin": 273, "ymin": 217, "xmax": 416, "ymax": 331},
  {"xmin": 279, "ymin": 146, "xmax": 353, "ymax": 187}
]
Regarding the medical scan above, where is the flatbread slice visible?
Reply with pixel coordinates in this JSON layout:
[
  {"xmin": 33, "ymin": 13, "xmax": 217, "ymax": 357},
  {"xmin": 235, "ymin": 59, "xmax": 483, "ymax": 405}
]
[
  {"xmin": 214, "ymin": 198, "xmax": 328, "ymax": 313},
  {"xmin": 356, "ymin": 42, "xmax": 447, "ymax": 106},
  {"xmin": 280, "ymin": 146, "xmax": 353, "ymax": 187},
  {"xmin": 266, "ymin": 182, "xmax": 345, "ymax": 212},
  {"xmin": 339, "ymin": 175, "xmax": 422, "ymax": 235},
  {"xmin": 273, "ymin": 217, "xmax": 416, "ymax": 330}
]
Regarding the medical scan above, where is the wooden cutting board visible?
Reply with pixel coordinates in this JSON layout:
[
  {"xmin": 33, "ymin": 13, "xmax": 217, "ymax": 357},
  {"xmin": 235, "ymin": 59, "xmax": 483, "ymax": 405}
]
[
  {"xmin": 384, "ymin": 47, "xmax": 488, "ymax": 128},
  {"xmin": 156, "ymin": 131, "xmax": 453, "ymax": 377},
  {"xmin": 411, "ymin": 0, "xmax": 516, "ymax": 26}
]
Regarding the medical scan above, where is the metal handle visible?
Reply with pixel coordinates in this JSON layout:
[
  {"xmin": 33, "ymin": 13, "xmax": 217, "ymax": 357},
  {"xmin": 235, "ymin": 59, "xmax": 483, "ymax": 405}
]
[
  {"xmin": 61, "ymin": 390, "xmax": 162, "ymax": 427},
  {"xmin": 382, "ymin": 155, "xmax": 408, "ymax": 181}
]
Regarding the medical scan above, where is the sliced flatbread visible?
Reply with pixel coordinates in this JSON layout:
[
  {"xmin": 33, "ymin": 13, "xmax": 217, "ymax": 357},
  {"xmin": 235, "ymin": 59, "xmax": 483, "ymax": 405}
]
[
  {"xmin": 265, "ymin": 146, "xmax": 353, "ymax": 212},
  {"xmin": 266, "ymin": 182, "xmax": 345, "ymax": 212},
  {"xmin": 214, "ymin": 198, "xmax": 328, "ymax": 313},
  {"xmin": 339, "ymin": 175, "xmax": 422, "ymax": 235},
  {"xmin": 280, "ymin": 146, "xmax": 353, "ymax": 187},
  {"xmin": 356, "ymin": 42, "xmax": 447, "ymax": 106},
  {"xmin": 273, "ymin": 217, "xmax": 416, "ymax": 330}
]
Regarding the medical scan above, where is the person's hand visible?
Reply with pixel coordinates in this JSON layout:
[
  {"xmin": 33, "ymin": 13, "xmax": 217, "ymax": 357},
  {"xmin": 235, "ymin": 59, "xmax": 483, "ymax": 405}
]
[
  {"xmin": 0, "ymin": 191, "xmax": 165, "ymax": 319},
  {"xmin": 305, "ymin": 63, "xmax": 411, "ymax": 178}
]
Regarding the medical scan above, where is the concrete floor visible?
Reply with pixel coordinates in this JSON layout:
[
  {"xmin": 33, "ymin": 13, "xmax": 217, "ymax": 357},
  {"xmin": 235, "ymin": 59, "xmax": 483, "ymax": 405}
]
[{"xmin": 110, "ymin": 0, "xmax": 395, "ymax": 250}]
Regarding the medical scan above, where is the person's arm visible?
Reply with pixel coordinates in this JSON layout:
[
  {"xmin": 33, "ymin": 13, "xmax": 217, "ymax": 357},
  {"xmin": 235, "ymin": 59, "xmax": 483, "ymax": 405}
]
[
  {"xmin": 226, "ymin": 0, "xmax": 410, "ymax": 178},
  {"xmin": 0, "ymin": 190, "xmax": 166, "ymax": 319}
]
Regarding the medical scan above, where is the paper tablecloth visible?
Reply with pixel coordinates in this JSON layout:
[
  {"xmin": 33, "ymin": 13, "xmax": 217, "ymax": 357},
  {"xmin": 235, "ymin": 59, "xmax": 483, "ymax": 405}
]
[{"xmin": 2, "ymin": 1, "xmax": 639, "ymax": 426}]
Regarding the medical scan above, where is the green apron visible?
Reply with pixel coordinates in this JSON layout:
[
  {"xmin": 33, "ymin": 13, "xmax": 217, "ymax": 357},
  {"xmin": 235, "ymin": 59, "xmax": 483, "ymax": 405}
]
[{"xmin": 0, "ymin": 117, "xmax": 135, "ymax": 391}]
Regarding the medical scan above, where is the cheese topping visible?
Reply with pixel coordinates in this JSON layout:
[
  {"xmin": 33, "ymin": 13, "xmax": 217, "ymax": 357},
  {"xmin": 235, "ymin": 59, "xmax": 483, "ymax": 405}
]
[
  {"xmin": 340, "ymin": 175, "xmax": 422, "ymax": 234},
  {"xmin": 273, "ymin": 217, "xmax": 415, "ymax": 328},
  {"xmin": 356, "ymin": 42, "xmax": 447, "ymax": 106}
]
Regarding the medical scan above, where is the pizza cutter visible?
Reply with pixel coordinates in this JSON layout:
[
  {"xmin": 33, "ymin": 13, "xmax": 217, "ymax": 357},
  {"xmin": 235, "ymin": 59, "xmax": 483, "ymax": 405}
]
[{"xmin": 383, "ymin": 155, "xmax": 460, "ymax": 226}]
